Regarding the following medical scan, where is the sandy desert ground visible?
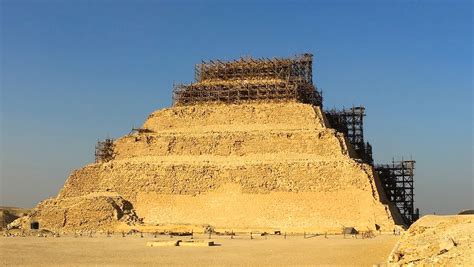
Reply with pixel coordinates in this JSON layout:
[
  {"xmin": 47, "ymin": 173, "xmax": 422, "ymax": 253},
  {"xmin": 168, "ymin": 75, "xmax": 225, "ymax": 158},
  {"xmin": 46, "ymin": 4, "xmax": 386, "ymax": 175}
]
[{"xmin": 0, "ymin": 233, "xmax": 399, "ymax": 266}]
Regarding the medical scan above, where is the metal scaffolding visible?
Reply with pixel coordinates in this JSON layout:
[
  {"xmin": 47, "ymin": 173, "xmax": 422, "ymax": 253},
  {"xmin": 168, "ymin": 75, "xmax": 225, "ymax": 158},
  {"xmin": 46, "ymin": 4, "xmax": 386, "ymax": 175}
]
[
  {"xmin": 95, "ymin": 138, "xmax": 115, "ymax": 163},
  {"xmin": 325, "ymin": 106, "xmax": 418, "ymax": 224},
  {"xmin": 375, "ymin": 160, "xmax": 419, "ymax": 225},
  {"xmin": 324, "ymin": 106, "xmax": 373, "ymax": 164},
  {"xmin": 173, "ymin": 54, "xmax": 322, "ymax": 107},
  {"xmin": 194, "ymin": 53, "xmax": 313, "ymax": 83}
]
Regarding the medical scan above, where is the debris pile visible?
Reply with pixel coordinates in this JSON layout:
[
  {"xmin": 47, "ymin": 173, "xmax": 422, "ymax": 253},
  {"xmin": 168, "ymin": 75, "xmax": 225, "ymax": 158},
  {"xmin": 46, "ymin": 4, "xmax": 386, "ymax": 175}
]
[{"xmin": 388, "ymin": 215, "xmax": 474, "ymax": 265}]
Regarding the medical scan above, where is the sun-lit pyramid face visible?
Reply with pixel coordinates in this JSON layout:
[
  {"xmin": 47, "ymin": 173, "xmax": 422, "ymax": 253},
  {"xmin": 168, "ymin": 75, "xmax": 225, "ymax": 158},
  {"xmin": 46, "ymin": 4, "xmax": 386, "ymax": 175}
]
[{"xmin": 26, "ymin": 100, "xmax": 403, "ymax": 233}]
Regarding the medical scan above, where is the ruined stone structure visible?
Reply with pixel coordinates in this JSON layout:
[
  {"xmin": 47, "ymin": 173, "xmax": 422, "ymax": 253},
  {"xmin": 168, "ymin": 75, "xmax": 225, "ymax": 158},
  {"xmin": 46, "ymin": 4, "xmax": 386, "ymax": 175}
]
[{"xmin": 22, "ymin": 54, "xmax": 405, "ymax": 233}]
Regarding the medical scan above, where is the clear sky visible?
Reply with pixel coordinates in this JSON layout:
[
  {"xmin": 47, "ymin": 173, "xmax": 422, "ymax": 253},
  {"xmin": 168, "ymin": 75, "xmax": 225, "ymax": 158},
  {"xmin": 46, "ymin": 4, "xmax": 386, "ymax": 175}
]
[{"xmin": 1, "ymin": 0, "xmax": 472, "ymax": 215}]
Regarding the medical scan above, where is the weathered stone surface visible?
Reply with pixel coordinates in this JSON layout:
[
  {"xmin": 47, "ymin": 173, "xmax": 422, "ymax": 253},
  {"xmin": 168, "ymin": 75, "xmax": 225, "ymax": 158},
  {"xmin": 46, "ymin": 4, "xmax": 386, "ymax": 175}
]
[
  {"xmin": 388, "ymin": 215, "xmax": 474, "ymax": 266},
  {"xmin": 26, "ymin": 195, "xmax": 139, "ymax": 231},
  {"xmin": 28, "ymin": 102, "xmax": 402, "ymax": 233}
]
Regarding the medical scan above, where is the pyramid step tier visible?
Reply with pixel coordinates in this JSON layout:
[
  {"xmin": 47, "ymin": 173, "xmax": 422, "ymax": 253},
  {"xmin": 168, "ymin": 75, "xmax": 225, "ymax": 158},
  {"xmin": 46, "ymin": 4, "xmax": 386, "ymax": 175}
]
[
  {"xmin": 143, "ymin": 102, "xmax": 326, "ymax": 132},
  {"xmin": 59, "ymin": 155, "xmax": 378, "ymax": 199},
  {"xmin": 115, "ymin": 129, "xmax": 352, "ymax": 159}
]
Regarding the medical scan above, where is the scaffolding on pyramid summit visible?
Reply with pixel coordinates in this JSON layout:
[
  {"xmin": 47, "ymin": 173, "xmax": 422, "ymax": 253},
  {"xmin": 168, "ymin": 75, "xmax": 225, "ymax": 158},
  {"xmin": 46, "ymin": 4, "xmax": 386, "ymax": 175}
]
[
  {"xmin": 173, "ymin": 53, "xmax": 322, "ymax": 107},
  {"xmin": 195, "ymin": 53, "xmax": 314, "ymax": 83}
]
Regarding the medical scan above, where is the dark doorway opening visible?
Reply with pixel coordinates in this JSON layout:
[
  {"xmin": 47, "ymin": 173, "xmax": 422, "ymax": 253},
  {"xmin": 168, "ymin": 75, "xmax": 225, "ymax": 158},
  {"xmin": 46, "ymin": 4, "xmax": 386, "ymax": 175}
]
[{"xmin": 30, "ymin": 222, "xmax": 39, "ymax": 229}]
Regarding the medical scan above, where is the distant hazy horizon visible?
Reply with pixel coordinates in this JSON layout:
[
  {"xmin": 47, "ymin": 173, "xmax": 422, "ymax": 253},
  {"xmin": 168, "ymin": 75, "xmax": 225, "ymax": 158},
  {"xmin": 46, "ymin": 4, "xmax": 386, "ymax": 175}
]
[{"xmin": 1, "ymin": 0, "xmax": 472, "ymax": 215}]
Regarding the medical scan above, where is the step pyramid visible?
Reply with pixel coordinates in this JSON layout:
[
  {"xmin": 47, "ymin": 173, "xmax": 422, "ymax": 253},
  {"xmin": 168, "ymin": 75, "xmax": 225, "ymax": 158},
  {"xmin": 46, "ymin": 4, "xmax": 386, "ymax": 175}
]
[{"xmin": 26, "ymin": 54, "xmax": 403, "ymax": 233}]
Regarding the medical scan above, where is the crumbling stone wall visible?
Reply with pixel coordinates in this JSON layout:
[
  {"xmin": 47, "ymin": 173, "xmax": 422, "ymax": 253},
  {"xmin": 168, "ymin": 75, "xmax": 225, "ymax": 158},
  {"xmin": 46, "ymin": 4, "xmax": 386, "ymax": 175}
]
[{"xmin": 29, "ymin": 195, "xmax": 139, "ymax": 231}]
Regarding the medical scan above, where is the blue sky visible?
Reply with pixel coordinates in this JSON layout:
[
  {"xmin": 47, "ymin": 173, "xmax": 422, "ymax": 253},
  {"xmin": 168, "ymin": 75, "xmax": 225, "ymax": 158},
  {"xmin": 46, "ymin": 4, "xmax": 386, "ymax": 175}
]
[{"xmin": 1, "ymin": 0, "xmax": 472, "ymax": 215}]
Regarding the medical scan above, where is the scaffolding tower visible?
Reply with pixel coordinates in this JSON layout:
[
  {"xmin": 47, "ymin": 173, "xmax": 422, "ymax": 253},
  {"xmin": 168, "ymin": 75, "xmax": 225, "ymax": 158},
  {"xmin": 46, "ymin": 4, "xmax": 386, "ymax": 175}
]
[
  {"xmin": 325, "ymin": 106, "xmax": 418, "ymax": 224},
  {"xmin": 173, "ymin": 54, "xmax": 322, "ymax": 106},
  {"xmin": 95, "ymin": 138, "xmax": 115, "ymax": 163},
  {"xmin": 324, "ymin": 106, "xmax": 373, "ymax": 164},
  {"xmin": 375, "ymin": 160, "xmax": 419, "ymax": 225}
]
